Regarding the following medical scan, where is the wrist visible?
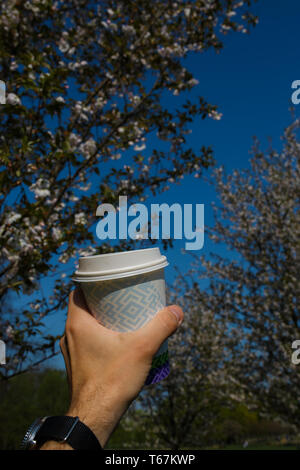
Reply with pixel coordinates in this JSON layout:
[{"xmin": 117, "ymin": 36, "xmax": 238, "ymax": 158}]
[
  {"xmin": 66, "ymin": 388, "xmax": 128, "ymax": 447},
  {"xmin": 34, "ymin": 415, "xmax": 104, "ymax": 451},
  {"xmin": 39, "ymin": 440, "xmax": 73, "ymax": 450}
]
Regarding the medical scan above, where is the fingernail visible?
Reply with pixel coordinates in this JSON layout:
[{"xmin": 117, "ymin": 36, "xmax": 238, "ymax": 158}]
[{"xmin": 169, "ymin": 306, "xmax": 183, "ymax": 325}]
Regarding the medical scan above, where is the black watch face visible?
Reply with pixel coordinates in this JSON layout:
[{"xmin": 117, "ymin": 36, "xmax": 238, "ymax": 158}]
[{"xmin": 20, "ymin": 417, "xmax": 47, "ymax": 450}]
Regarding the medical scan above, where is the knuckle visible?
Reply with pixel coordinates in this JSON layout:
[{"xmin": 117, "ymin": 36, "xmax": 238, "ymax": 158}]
[{"xmin": 65, "ymin": 317, "xmax": 79, "ymax": 338}]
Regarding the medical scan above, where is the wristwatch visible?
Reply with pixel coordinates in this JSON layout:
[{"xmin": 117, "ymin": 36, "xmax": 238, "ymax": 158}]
[{"xmin": 20, "ymin": 416, "xmax": 103, "ymax": 450}]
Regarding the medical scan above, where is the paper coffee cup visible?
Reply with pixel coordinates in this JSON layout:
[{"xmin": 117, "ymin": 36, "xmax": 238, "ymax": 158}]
[{"xmin": 72, "ymin": 247, "xmax": 170, "ymax": 385}]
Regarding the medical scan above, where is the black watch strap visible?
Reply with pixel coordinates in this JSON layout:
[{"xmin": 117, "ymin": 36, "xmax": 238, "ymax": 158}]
[{"xmin": 36, "ymin": 416, "xmax": 102, "ymax": 450}]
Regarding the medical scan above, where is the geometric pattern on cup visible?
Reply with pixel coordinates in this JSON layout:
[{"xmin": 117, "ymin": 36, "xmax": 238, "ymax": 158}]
[
  {"xmin": 81, "ymin": 278, "xmax": 166, "ymax": 333},
  {"xmin": 80, "ymin": 270, "xmax": 170, "ymax": 386}
]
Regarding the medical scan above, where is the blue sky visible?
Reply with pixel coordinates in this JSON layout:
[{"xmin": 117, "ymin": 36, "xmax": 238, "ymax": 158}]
[
  {"xmin": 17, "ymin": 0, "xmax": 300, "ymax": 369},
  {"xmin": 143, "ymin": 0, "xmax": 300, "ymax": 277}
]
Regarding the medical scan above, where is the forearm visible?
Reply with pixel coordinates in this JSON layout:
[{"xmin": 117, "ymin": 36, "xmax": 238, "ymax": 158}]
[{"xmin": 39, "ymin": 393, "xmax": 127, "ymax": 450}]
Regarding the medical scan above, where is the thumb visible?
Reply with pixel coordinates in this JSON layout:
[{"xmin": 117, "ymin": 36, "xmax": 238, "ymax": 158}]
[{"xmin": 138, "ymin": 305, "xmax": 184, "ymax": 353}]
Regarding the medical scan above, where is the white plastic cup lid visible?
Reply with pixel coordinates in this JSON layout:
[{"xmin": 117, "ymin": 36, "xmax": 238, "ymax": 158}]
[{"xmin": 71, "ymin": 247, "xmax": 169, "ymax": 282}]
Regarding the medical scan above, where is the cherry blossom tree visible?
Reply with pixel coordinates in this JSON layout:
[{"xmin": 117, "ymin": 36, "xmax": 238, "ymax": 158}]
[
  {"xmin": 123, "ymin": 119, "xmax": 300, "ymax": 448},
  {"xmin": 187, "ymin": 119, "xmax": 300, "ymax": 427},
  {"xmin": 121, "ymin": 279, "xmax": 244, "ymax": 449},
  {"xmin": 0, "ymin": 0, "xmax": 258, "ymax": 378}
]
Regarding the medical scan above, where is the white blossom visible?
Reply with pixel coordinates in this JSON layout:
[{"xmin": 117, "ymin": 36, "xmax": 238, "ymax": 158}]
[
  {"xmin": 29, "ymin": 178, "xmax": 51, "ymax": 199},
  {"xmin": 55, "ymin": 96, "xmax": 65, "ymax": 104},
  {"xmin": 69, "ymin": 132, "xmax": 82, "ymax": 150},
  {"xmin": 208, "ymin": 110, "xmax": 223, "ymax": 120},
  {"xmin": 6, "ymin": 325, "xmax": 14, "ymax": 338},
  {"xmin": 79, "ymin": 138, "xmax": 97, "ymax": 158},
  {"xmin": 6, "ymin": 93, "xmax": 21, "ymax": 105},
  {"xmin": 51, "ymin": 227, "xmax": 62, "ymax": 241},
  {"xmin": 74, "ymin": 212, "xmax": 87, "ymax": 225},
  {"xmin": 122, "ymin": 25, "xmax": 136, "ymax": 35},
  {"xmin": 10, "ymin": 60, "xmax": 18, "ymax": 71},
  {"xmin": 58, "ymin": 37, "xmax": 69, "ymax": 53},
  {"xmin": 6, "ymin": 212, "xmax": 21, "ymax": 225},
  {"xmin": 111, "ymin": 153, "xmax": 121, "ymax": 160},
  {"xmin": 78, "ymin": 183, "xmax": 91, "ymax": 192},
  {"xmin": 58, "ymin": 252, "xmax": 70, "ymax": 264},
  {"xmin": 134, "ymin": 143, "xmax": 146, "ymax": 152}
]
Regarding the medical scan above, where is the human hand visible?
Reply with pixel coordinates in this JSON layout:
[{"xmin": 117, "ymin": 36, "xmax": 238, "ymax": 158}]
[{"xmin": 41, "ymin": 287, "xmax": 183, "ymax": 449}]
